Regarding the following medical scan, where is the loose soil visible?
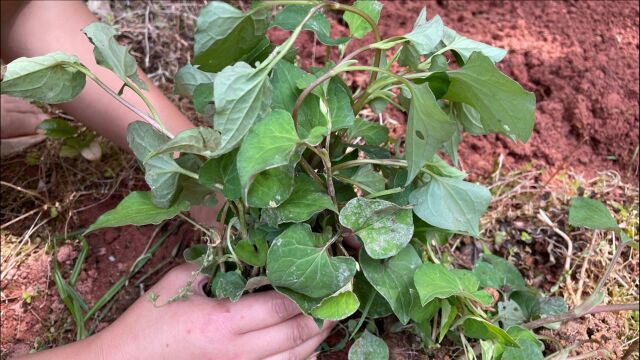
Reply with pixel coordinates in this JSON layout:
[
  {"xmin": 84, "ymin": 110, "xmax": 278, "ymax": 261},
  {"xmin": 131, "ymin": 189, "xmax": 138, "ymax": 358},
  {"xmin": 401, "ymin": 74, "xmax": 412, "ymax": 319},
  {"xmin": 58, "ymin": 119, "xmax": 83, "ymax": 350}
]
[{"xmin": 1, "ymin": 1, "xmax": 639, "ymax": 359}]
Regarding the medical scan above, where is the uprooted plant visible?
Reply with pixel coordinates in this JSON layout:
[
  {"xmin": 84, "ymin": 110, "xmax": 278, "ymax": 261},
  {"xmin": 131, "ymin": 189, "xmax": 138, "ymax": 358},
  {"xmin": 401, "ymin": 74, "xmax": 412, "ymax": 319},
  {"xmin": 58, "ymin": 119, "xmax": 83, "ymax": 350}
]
[{"xmin": 2, "ymin": 1, "xmax": 637, "ymax": 358}]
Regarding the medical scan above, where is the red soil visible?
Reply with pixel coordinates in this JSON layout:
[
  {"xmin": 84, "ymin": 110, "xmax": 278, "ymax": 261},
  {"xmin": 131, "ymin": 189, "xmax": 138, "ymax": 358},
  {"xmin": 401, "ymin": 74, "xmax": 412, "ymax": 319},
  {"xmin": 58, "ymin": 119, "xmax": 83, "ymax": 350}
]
[{"xmin": 273, "ymin": 0, "xmax": 640, "ymax": 182}]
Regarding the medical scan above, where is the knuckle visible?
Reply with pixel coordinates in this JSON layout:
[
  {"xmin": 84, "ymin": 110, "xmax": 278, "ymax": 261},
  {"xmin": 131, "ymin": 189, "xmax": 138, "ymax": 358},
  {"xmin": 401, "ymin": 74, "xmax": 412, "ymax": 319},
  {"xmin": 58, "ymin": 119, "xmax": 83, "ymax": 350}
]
[
  {"xmin": 288, "ymin": 318, "xmax": 314, "ymax": 346},
  {"xmin": 282, "ymin": 350, "xmax": 300, "ymax": 360},
  {"xmin": 271, "ymin": 295, "xmax": 298, "ymax": 320}
]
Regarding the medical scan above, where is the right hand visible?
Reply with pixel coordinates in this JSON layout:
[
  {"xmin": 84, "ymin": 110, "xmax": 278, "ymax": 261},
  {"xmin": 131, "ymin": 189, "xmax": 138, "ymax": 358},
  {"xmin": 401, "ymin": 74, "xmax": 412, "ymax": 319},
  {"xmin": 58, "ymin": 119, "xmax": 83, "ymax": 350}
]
[{"xmin": 94, "ymin": 264, "xmax": 333, "ymax": 360}]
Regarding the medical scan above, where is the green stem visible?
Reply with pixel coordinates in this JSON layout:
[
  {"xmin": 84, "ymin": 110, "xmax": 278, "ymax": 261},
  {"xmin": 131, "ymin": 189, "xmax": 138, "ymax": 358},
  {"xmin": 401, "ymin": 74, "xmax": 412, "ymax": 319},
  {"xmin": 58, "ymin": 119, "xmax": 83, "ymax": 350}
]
[
  {"xmin": 300, "ymin": 157, "xmax": 326, "ymax": 188},
  {"xmin": 352, "ymin": 77, "xmax": 401, "ymax": 112},
  {"xmin": 333, "ymin": 158, "xmax": 407, "ymax": 171},
  {"xmin": 346, "ymin": 66, "xmax": 419, "ymax": 113},
  {"xmin": 124, "ymin": 79, "xmax": 164, "ymax": 131},
  {"xmin": 233, "ymin": 200, "xmax": 248, "ymax": 240},
  {"xmin": 260, "ymin": 3, "xmax": 327, "ymax": 74},
  {"xmin": 225, "ymin": 218, "xmax": 243, "ymax": 270},
  {"xmin": 178, "ymin": 213, "xmax": 212, "ymax": 236},
  {"xmin": 327, "ymin": 2, "xmax": 382, "ymax": 83},
  {"xmin": 307, "ymin": 145, "xmax": 338, "ymax": 209},
  {"xmin": 71, "ymin": 64, "xmax": 173, "ymax": 138},
  {"xmin": 523, "ymin": 303, "xmax": 639, "ymax": 330},
  {"xmin": 333, "ymin": 175, "xmax": 377, "ymax": 195},
  {"xmin": 177, "ymin": 168, "xmax": 224, "ymax": 192}
]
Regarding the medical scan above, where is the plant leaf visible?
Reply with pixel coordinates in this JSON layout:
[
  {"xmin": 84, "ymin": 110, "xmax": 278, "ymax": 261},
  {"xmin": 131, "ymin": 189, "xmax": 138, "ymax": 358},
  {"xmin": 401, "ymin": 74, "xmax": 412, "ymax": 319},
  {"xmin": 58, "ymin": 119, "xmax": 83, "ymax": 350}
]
[
  {"xmin": 472, "ymin": 254, "xmax": 528, "ymax": 294},
  {"xmin": 310, "ymin": 290, "xmax": 360, "ymax": 321},
  {"xmin": 439, "ymin": 300, "xmax": 458, "ymax": 342},
  {"xmin": 340, "ymin": 198, "xmax": 413, "ymax": 259},
  {"xmin": 267, "ymin": 224, "xmax": 357, "ymax": 298},
  {"xmin": 425, "ymin": 155, "xmax": 467, "ymax": 179},
  {"xmin": 442, "ymin": 26, "xmax": 507, "ymax": 64},
  {"xmin": 0, "ymin": 51, "xmax": 85, "ymax": 104},
  {"xmin": 271, "ymin": 60, "xmax": 308, "ymax": 112},
  {"xmin": 405, "ymin": 83, "xmax": 457, "ymax": 185},
  {"xmin": 213, "ymin": 271, "xmax": 246, "ymax": 302},
  {"xmin": 502, "ymin": 326, "xmax": 544, "ymax": 360},
  {"xmin": 237, "ymin": 109, "xmax": 301, "ymax": 202},
  {"xmin": 344, "ymin": 0, "xmax": 383, "ymax": 39},
  {"xmin": 462, "ymin": 317, "xmax": 519, "ymax": 347},
  {"xmin": 148, "ymin": 127, "xmax": 221, "ymax": 159},
  {"xmin": 262, "ymin": 173, "xmax": 336, "ymax": 225},
  {"xmin": 235, "ymin": 236, "xmax": 268, "ymax": 267},
  {"xmin": 326, "ymin": 77, "xmax": 356, "ymax": 130},
  {"xmin": 213, "ymin": 61, "xmax": 272, "ymax": 154},
  {"xmin": 498, "ymin": 300, "xmax": 527, "ymax": 328},
  {"xmin": 347, "ymin": 165, "xmax": 386, "ymax": 195},
  {"xmin": 193, "ymin": 2, "xmax": 269, "ymax": 72},
  {"xmin": 449, "ymin": 102, "xmax": 486, "ymax": 135},
  {"xmin": 353, "ymin": 272, "xmax": 393, "ymax": 318},
  {"xmin": 568, "ymin": 197, "xmax": 619, "ymax": 230},
  {"xmin": 410, "ymin": 175, "xmax": 491, "ymax": 237},
  {"xmin": 86, "ymin": 192, "xmax": 188, "ymax": 233},
  {"xmin": 246, "ymin": 162, "xmax": 299, "ymax": 208},
  {"xmin": 127, "ymin": 121, "xmax": 184, "ymax": 207},
  {"xmin": 82, "ymin": 22, "xmax": 146, "ymax": 89},
  {"xmin": 444, "ymin": 52, "xmax": 535, "ymax": 142},
  {"xmin": 36, "ymin": 118, "xmax": 77, "ymax": 139},
  {"xmin": 359, "ymin": 246, "xmax": 422, "ymax": 324},
  {"xmin": 414, "ymin": 263, "xmax": 485, "ymax": 305},
  {"xmin": 272, "ymin": 5, "xmax": 349, "ymax": 46},
  {"xmin": 348, "ymin": 118, "xmax": 389, "ymax": 145},
  {"xmin": 199, "ymin": 149, "xmax": 241, "ymax": 200},
  {"xmin": 174, "ymin": 64, "xmax": 216, "ymax": 96},
  {"xmin": 404, "ymin": 8, "xmax": 444, "ymax": 54},
  {"xmin": 348, "ymin": 331, "xmax": 389, "ymax": 360}
]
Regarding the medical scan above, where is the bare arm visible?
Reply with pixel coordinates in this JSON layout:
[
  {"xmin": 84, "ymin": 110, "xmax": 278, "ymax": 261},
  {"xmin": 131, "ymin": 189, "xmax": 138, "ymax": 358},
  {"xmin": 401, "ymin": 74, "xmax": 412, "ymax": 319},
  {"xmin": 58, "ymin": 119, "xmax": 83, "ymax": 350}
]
[{"xmin": 1, "ymin": 0, "xmax": 194, "ymax": 149}]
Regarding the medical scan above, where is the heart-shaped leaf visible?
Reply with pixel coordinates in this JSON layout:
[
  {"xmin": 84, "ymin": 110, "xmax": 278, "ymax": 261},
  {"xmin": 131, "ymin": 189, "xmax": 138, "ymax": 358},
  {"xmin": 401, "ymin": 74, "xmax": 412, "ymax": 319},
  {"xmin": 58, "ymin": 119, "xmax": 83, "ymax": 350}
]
[
  {"xmin": 405, "ymin": 83, "xmax": 458, "ymax": 184},
  {"xmin": 262, "ymin": 173, "xmax": 336, "ymax": 225},
  {"xmin": 344, "ymin": 1, "xmax": 383, "ymax": 39},
  {"xmin": 568, "ymin": 197, "xmax": 619, "ymax": 230},
  {"xmin": 213, "ymin": 62, "xmax": 272, "ymax": 154},
  {"xmin": 410, "ymin": 175, "xmax": 491, "ymax": 237},
  {"xmin": 272, "ymin": 5, "xmax": 349, "ymax": 46},
  {"xmin": 174, "ymin": 64, "xmax": 215, "ymax": 96},
  {"xmin": 340, "ymin": 198, "xmax": 413, "ymax": 259},
  {"xmin": 127, "ymin": 122, "xmax": 185, "ymax": 207},
  {"xmin": 83, "ymin": 22, "xmax": 146, "ymax": 89},
  {"xmin": 404, "ymin": 8, "xmax": 444, "ymax": 54},
  {"xmin": 148, "ymin": 127, "xmax": 221, "ymax": 159},
  {"xmin": 359, "ymin": 246, "xmax": 422, "ymax": 324},
  {"xmin": 310, "ymin": 290, "xmax": 360, "ymax": 321},
  {"xmin": 0, "ymin": 52, "xmax": 85, "ymax": 104},
  {"xmin": 444, "ymin": 52, "xmax": 535, "ymax": 142},
  {"xmin": 237, "ymin": 109, "xmax": 302, "ymax": 202},
  {"xmin": 267, "ymin": 224, "xmax": 357, "ymax": 298},
  {"xmin": 348, "ymin": 331, "xmax": 389, "ymax": 360},
  {"xmin": 193, "ymin": 2, "xmax": 270, "ymax": 72}
]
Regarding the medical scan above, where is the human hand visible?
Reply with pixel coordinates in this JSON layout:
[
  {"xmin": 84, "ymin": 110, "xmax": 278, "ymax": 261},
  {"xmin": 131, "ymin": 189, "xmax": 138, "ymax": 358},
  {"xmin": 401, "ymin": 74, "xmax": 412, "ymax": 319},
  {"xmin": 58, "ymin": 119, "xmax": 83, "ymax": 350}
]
[{"xmin": 94, "ymin": 264, "xmax": 332, "ymax": 360}]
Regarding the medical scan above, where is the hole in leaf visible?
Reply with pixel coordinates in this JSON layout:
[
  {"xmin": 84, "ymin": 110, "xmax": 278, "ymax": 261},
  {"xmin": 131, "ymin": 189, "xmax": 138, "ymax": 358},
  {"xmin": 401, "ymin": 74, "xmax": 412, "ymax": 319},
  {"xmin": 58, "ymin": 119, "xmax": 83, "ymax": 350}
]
[{"xmin": 415, "ymin": 131, "xmax": 425, "ymax": 140}]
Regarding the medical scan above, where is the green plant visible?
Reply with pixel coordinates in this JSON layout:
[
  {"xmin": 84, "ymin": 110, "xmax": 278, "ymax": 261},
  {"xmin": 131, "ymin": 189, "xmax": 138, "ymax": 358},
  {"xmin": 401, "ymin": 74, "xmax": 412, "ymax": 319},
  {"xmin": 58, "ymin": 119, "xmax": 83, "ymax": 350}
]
[
  {"xmin": 12, "ymin": 1, "xmax": 633, "ymax": 358},
  {"xmin": 36, "ymin": 118, "xmax": 102, "ymax": 161}
]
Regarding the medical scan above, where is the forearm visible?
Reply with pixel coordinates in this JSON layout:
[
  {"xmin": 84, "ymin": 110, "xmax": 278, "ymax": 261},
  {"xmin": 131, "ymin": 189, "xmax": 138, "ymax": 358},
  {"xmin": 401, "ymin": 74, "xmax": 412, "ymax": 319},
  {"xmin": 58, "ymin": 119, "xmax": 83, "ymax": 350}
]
[
  {"xmin": 21, "ymin": 334, "xmax": 106, "ymax": 360},
  {"xmin": 1, "ymin": 0, "xmax": 194, "ymax": 149}
]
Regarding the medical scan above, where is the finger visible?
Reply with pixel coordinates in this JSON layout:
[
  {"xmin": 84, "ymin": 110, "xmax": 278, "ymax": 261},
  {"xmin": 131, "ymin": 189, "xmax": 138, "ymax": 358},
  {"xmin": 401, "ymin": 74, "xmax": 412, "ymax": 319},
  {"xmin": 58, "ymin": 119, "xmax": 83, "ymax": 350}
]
[
  {"xmin": 152, "ymin": 263, "xmax": 209, "ymax": 297},
  {"xmin": 231, "ymin": 291, "xmax": 303, "ymax": 333},
  {"xmin": 263, "ymin": 324, "xmax": 333, "ymax": 360},
  {"xmin": 242, "ymin": 315, "xmax": 331, "ymax": 358}
]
